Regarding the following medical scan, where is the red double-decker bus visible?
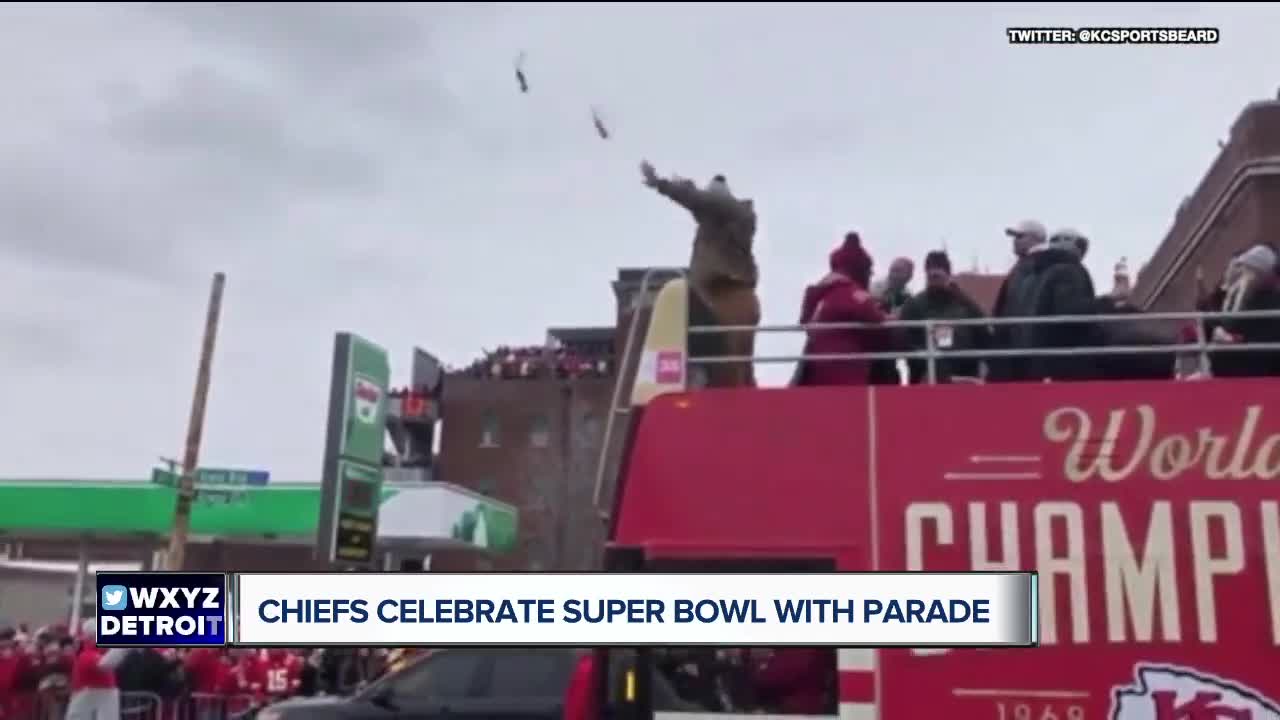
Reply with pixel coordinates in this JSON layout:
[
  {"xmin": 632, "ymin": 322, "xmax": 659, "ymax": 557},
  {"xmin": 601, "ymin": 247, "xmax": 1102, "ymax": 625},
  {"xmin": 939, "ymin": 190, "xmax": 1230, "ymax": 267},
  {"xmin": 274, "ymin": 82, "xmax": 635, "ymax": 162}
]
[{"xmin": 590, "ymin": 275, "xmax": 1280, "ymax": 720}]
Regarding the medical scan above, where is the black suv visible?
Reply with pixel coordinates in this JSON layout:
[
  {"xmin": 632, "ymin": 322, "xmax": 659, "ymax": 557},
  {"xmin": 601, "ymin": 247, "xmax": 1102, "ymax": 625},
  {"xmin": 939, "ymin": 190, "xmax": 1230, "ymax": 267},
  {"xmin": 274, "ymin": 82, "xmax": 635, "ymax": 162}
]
[
  {"xmin": 259, "ymin": 648, "xmax": 698, "ymax": 720},
  {"xmin": 258, "ymin": 648, "xmax": 578, "ymax": 720}
]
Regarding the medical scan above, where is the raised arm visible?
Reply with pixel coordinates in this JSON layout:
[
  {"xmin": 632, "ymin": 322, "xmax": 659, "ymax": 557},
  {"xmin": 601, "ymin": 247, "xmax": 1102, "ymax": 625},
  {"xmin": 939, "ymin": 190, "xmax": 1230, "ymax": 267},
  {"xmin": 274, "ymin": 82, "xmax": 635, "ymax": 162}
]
[
  {"xmin": 640, "ymin": 161, "xmax": 748, "ymax": 220},
  {"xmin": 99, "ymin": 648, "xmax": 133, "ymax": 671}
]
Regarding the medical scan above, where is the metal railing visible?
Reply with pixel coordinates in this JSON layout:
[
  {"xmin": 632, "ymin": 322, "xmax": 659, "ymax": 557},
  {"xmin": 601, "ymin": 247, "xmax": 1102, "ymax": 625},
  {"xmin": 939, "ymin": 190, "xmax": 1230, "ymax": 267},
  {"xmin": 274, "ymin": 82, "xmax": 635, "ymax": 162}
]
[
  {"xmin": 688, "ymin": 308, "xmax": 1280, "ymax": 384},
  {"xmin": 19, "ymin": 690, "xmax": 164, "ymax": 720},
  {"xmin": 594, "ymin": 267, "xmax": 687, "ymax": 514}
]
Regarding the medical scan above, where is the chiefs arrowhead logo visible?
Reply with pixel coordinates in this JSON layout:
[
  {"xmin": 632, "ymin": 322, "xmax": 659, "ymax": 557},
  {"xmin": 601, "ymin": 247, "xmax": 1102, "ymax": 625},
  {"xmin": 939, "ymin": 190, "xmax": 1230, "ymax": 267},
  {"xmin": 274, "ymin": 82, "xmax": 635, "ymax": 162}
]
[{"xmin": 1111, "ymin": 664, "xmax": 1280, "ymax": 720}]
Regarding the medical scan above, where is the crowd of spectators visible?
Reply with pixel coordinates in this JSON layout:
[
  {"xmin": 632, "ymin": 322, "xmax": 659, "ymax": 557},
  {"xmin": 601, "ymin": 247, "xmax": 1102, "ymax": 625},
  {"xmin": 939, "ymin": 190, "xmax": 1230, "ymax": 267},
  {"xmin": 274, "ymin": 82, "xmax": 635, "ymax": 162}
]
[
  {"xmin": 457, "ymin": 345, "xmax": 613, "ymax": 380},
  {"xmin": 0, "ymin": 622, "xmax": 424, "ymax": 720},
  {"xmin": 3, "ymin": 619, "xmax": 834, "ymax": 720}
]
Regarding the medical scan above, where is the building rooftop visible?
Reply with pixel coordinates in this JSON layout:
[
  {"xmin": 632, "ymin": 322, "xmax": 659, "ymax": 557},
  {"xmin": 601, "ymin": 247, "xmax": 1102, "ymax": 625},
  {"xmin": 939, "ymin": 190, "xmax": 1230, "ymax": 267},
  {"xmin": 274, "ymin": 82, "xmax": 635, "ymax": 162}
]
[
  {"xmin": 952, "ymin": 272, "xmax": 1004, "ymax": 314},
  {"xmin": 546, "ymin": 326, "xmax": 614, "ymax": 347}
]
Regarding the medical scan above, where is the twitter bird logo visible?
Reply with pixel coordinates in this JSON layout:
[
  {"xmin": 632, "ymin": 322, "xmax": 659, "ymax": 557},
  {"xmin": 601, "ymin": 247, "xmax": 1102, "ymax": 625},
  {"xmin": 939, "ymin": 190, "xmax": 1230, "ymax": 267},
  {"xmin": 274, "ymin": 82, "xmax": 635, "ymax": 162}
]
[{"xmin": 100, "ymin": 585, "xmax": 128, "ymax": 611}]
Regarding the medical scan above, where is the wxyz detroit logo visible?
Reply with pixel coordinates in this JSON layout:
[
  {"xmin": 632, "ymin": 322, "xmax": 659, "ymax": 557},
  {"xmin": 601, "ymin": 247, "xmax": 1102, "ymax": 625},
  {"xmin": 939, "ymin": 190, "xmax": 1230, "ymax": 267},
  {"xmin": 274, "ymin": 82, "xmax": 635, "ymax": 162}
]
[{"xmin": 1007, "ymin": 27, "xmax": 1220, "ymax": 45}]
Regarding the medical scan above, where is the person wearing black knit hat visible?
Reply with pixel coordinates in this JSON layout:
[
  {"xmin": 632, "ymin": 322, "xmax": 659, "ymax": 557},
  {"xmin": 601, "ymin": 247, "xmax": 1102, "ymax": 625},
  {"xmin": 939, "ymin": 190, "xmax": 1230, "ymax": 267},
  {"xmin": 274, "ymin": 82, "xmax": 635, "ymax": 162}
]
[{"xmin": 897, "ymin": 250, "xmax": 992, "ymax": 384}]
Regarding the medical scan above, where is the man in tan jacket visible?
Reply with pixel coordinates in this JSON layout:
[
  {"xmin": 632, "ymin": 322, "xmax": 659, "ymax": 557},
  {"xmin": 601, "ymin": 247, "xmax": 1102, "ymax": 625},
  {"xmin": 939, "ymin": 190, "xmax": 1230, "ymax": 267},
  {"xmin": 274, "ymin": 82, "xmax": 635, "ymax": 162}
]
[{"xmin": 640, "ymin": 160, "xmax": 760, "ymax": 387}]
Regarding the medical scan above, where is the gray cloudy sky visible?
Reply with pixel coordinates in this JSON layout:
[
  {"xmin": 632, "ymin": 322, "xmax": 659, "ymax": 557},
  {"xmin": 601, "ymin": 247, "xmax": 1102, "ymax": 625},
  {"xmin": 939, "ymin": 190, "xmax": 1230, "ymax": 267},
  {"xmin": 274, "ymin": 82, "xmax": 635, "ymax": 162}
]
[{"xmin": 3, "ymin": 2, "xmax": 1278, "ymax": 480}]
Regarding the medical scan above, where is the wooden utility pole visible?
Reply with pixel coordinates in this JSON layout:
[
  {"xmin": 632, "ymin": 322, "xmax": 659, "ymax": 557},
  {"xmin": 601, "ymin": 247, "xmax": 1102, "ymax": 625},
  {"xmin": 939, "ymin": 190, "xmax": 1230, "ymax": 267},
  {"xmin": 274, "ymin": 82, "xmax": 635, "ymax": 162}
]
[{"xmin": 166, "ymin": 272, "xmax": 226, "ymax": 571}]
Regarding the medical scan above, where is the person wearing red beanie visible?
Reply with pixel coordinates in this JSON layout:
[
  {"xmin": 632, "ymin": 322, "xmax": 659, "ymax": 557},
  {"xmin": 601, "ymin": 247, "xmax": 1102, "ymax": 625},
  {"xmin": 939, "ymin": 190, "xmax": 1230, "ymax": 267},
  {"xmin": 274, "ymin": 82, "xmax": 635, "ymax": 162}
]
[{"xmin": 793, "ymin": 233, "xmax": 888, "ymax": 386}]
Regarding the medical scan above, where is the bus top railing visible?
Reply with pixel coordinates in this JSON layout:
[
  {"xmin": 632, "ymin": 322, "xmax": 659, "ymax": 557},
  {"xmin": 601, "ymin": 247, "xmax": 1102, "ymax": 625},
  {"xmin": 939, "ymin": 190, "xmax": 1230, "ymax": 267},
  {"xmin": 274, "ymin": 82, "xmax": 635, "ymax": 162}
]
[
  {"xmin": 687, "ymin": 307, "xmax": 1280, "ymax": 333},
  {"xmin": 684, "ymin": 309, "xmax": 1280, "ymax": 371}
]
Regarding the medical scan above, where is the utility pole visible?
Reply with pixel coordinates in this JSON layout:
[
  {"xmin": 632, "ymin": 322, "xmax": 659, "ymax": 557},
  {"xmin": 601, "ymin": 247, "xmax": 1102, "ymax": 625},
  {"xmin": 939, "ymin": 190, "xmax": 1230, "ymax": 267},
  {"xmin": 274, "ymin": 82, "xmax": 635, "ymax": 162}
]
[{"xmin": 166, "ymin": 272, "xmax": 226, "ymax": 571}]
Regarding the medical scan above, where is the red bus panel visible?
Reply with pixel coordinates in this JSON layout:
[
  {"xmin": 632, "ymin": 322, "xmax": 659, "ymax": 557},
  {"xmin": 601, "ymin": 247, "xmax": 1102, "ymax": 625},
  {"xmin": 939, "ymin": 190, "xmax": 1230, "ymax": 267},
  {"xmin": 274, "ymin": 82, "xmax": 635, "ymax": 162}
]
[{"xmin": 615, "ymin": 379, "xmax": 1280, "ymax": 718}]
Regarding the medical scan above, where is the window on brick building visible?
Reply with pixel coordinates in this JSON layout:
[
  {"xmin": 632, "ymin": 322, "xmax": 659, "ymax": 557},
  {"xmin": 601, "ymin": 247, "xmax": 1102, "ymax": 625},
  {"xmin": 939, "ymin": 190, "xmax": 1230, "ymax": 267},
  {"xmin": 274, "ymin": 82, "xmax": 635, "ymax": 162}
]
[
  {"xmin": 477, "ymin": 477, "xmax": 496, "ymax": 497},
  {"xmin": 479, "ymin": 411, "xmax": 500, "ymax": 448},
  {"xmin": 529, "ymin": 414, "xmax": 551, "ymax": 448}
]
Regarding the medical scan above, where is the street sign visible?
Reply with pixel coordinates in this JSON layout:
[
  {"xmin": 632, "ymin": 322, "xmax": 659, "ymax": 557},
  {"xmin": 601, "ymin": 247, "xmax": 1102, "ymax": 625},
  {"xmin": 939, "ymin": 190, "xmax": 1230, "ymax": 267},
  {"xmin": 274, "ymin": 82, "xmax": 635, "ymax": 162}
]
[{"xmin": 150, "ymin": 467, "xmax": 271, "ymax": 488}]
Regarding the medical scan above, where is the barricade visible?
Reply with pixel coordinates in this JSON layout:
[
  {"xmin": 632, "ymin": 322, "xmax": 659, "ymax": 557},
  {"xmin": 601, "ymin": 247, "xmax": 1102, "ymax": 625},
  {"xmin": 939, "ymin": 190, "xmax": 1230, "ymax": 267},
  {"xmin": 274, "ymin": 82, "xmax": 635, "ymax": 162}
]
[
  {"xmin": 119, "ymin": 691, "xmax": 162, "ymax": 720},
  {"xmin": 3, "ymin": 690, "xmax": 160, "ymax": 720},
  {"xmin": 181, "ymin": 692, "xmax": 258, "ymax": 720},
  {"xmin": 5, "ymin": 691, "xmax": 69, "ymax": 720}
]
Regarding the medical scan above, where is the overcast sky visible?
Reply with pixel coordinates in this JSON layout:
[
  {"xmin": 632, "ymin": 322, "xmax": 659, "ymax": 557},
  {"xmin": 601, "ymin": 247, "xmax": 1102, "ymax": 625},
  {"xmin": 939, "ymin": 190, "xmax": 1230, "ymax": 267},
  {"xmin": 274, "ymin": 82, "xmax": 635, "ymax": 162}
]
[{"xmin": 3, "ymin": 2, "xmax": 1278, "ymax": 480}]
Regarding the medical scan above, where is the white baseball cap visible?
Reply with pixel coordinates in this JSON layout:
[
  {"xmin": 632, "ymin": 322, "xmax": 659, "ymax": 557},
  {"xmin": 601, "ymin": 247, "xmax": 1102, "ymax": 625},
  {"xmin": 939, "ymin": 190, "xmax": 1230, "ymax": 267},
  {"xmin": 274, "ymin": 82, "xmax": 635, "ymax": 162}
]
[{"xmin": 1005, "ymin": 219, "xmax": 1047, "ymax": 241}]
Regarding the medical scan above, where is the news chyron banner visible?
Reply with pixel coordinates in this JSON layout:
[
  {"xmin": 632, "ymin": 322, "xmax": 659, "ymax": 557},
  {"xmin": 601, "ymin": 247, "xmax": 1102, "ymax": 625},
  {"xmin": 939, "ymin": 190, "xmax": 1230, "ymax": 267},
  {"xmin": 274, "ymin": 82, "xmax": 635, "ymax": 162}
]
[
  {"xmin": 230, "ymin": 572, "xmax": 1038, "ymax": 647},
  {"xmin": 95, "ymin": 572, "xmax": 229, "ymax": 648}
]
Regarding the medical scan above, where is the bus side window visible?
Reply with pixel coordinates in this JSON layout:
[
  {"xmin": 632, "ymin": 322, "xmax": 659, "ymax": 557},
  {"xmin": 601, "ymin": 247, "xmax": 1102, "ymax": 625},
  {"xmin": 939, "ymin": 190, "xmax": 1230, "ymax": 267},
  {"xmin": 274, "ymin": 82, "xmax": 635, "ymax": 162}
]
[{"xmin": 653, "ymin": 647, "xmax": 838, "ymax": 716}]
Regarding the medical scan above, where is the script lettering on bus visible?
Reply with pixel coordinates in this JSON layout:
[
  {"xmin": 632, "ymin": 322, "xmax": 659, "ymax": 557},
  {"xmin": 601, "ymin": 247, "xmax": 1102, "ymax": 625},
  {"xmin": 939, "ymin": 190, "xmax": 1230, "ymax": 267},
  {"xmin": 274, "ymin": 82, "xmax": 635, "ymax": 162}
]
[{"xmin": 1043, "ymin": 404, "xmax": 1280, "ymax": 483}]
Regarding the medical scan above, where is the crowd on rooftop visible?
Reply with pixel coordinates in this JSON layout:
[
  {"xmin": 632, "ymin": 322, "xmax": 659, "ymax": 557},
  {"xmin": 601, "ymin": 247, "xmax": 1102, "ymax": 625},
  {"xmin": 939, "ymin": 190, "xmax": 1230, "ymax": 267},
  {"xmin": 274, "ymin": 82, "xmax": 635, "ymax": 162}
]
[{"xmin": 458, "ymin": 345, "xmax": 613, "ymax": 380}]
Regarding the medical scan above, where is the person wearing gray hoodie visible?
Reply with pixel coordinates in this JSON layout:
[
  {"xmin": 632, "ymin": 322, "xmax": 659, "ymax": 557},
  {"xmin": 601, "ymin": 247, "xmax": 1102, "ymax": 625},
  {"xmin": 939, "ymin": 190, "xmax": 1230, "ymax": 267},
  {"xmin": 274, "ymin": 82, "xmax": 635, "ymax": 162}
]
[{"xmin": 1210, "ymin": 243, "xmax": 1280, "ymax": 377}]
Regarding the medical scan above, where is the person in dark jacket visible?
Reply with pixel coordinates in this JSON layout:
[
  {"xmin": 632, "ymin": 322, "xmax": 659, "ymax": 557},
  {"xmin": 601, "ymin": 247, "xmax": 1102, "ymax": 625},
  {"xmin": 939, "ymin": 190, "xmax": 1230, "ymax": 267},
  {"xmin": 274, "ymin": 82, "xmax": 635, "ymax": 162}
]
[
  {"xmin": 641, "ymin": 160, "xmax": 760, "ymax": 388},
  {"xmin": 115, "ymin": 647, "xmax": 183, "ymax": 698},
  {"xmin": 898, "ymin": 251, "xmax": 993, "ymax": 384},
  {"xmin": 1093, "ymin": 296, "xmax": 1179, "ymax": 380},
  {"xmin": 1021, "ymin": 233, "xmax": 1099, "ymax": 381},
  {"xmin": 990, "ymin": 219, "xmax": 1048, "ymax": 381},
  {"xmin": 1199, "ymin": 251, "xmax": 1245, "ymax": 312},
  {"xmin": 794, "ymin": 233, "xmax": 888, "ymax": 387},
  {"xmin": 1211, "ymin": 244, "xmax": 1280, "ymax": 377}
]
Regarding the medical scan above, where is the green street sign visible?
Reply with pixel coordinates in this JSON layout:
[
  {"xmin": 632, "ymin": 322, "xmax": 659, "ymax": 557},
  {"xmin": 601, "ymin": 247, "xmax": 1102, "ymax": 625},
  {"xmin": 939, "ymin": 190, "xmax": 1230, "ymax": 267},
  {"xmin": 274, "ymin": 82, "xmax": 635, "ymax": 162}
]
[{"xmin": 150, "ymin": 467, "xmax": 270, "ymax": 488}]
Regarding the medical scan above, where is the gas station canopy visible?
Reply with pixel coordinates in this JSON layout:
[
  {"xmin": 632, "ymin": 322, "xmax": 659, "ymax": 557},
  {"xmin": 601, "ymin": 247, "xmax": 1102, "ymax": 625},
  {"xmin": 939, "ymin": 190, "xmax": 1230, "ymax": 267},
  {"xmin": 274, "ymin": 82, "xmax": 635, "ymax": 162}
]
[{"xmin": 0, "ymin": 479, "xmax": 517, "ymax": 553}]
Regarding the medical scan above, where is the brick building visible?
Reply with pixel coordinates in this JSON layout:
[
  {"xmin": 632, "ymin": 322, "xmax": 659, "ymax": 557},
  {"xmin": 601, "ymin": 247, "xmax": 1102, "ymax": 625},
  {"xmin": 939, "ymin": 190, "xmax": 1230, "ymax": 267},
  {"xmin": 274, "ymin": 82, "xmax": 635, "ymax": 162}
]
[
  {"xmin": 1133, "ymin": 99, "xmax": 1280, "ymax": 310},
  {"xmin": 430, "ymin": 268, "xmax": 682, "ymax": 571},
  {"xmin": 943, "ymin": 101, "xmax": 1280, "ymax": 316},
  {"xmin": 952, "ymin": 272, "xmax": 1005, "ymax": 313}
]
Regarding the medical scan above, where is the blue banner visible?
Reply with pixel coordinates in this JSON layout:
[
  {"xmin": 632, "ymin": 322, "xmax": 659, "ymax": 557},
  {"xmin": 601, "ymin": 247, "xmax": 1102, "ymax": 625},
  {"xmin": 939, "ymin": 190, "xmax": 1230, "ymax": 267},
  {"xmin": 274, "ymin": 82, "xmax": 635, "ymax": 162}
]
[{"xmin": 95, "ymin": 572, "xmax": 228, "ymax": 647}]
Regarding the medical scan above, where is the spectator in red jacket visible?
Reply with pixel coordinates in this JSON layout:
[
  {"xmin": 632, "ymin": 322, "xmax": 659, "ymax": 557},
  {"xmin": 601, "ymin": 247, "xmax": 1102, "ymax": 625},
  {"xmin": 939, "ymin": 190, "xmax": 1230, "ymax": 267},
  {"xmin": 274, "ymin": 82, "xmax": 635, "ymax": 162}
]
[
  {"xmin": 0, "ymin": 628, "xmax": 34, "ymax": 720},
  {"xmin": 752, "ymin": 648, "xmax": 830, "ymax": 715},
  {"xmin": 794, "ymin": 232, "xmax": 888, "ymax": 386},
  {"xmin": 563, "ymin": 652, "xmax": 599, "ymax": 720},
  {"xmin": 184, "ymin": 648, "xmax": 230, "ymax": 695},
  {"xmin": 230, "ymin": 649, "xmax": 265, "ymax": 700},
  {"xmin": 66, "ymin": 620, "xmax": 131, "ymax": 720}
]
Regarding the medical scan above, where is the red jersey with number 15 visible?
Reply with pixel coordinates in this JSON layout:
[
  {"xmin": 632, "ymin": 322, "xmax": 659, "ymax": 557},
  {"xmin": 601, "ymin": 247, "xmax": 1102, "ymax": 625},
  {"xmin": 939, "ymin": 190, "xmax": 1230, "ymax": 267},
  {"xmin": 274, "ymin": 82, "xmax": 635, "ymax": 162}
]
[{"xmin": 254, "ymin": 651, "xmax": 302, "ymax": 701}]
